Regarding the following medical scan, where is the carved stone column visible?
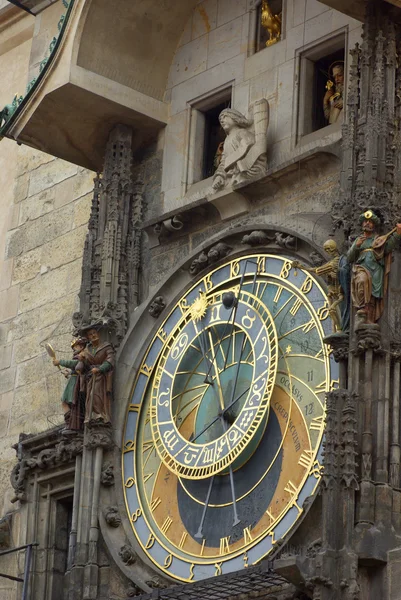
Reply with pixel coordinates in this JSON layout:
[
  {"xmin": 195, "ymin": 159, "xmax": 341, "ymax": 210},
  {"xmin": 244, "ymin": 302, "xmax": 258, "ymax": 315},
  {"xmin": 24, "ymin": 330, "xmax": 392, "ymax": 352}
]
[{"xmin": 74, "ymin": 125, "xmax": 144, "ymax": 345}]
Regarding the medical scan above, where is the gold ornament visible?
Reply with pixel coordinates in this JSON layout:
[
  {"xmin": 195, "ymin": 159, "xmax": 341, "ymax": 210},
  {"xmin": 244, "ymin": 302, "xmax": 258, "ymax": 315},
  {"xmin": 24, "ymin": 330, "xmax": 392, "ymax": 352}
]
[{"xmin": 190, "ymin": 292, "xmax": 208, "ymax": 321}]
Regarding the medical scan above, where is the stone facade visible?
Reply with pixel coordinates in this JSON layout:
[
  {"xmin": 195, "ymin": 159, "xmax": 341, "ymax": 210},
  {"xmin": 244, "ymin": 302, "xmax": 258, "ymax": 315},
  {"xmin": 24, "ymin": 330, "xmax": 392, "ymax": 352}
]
[{"xmin": 1, "ymin": 0, "xmax": 401, "ymax": 599}]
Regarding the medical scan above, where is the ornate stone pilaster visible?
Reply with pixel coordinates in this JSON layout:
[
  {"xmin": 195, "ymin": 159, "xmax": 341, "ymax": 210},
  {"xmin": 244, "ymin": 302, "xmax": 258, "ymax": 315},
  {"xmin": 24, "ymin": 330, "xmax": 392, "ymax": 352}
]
[{"xmin": 74, "ymin": 125, "xmax": 144, "ymax": 345}]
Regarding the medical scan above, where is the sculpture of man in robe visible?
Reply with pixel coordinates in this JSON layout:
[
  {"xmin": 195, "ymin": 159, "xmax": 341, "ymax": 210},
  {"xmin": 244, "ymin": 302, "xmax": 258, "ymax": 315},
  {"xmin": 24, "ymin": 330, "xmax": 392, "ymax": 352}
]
[
  {"xmin": 212, "ymin": 99, "xmax": 269, "ymax": 191},
  {"xmin": 53, "ymin": 337, "xmax": 87, "ymax": 432},
  {"xmin": 77, "ymin": 325, "xmax": 115, "ymax": 424},
  {"xmin": 323, "ymin": 62, "xmax": 344, "ymax": 125},
  {"xmin": 347, "ymin": 210, "xmax": 401, "ymax": 323}
]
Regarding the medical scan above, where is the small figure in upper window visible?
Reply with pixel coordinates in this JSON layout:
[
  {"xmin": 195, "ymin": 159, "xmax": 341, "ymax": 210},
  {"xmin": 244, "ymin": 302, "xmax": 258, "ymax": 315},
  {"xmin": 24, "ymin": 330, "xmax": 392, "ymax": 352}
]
[
  {"xmin": 261, "ymin": 0, "xmax": 282, "ymax": 47},
  {"xmin": 323, "ymin": 62, "xmax": 345, "ymax": 125}
]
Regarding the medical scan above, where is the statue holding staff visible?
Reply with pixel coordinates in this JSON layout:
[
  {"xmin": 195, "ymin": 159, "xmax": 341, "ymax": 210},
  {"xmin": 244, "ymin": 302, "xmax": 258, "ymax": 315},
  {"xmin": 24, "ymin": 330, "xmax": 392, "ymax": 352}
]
[{"xmin": 48, "ymin": 338, "xmax": 88, "ymax": 432}]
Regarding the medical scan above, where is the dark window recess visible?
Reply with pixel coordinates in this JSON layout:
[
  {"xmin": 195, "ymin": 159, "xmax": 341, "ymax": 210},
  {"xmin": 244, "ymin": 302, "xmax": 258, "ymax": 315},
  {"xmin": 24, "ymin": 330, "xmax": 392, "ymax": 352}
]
[
  {"xmin": 256, "ymin": 0, "xmax": 283, "ymax": 53},
  {"xmin": 312, "ymin": 48, "xmax": 345, "ymax": 132},
  {"xmin": 55, "ymin": 498, "xmax": 73, "ymax": 575},
  {"xmin": 202, "ymin": 99, "xmax": 231, "ymax": 180}
]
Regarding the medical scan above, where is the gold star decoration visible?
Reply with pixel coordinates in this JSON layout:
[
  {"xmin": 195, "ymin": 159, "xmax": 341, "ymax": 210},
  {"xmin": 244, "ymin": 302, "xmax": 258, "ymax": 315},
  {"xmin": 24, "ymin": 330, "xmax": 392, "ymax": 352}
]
[
  {"xmin": 190, "ymin": 292, "xmax": 208, "ymax": 322},
  {"xmin": 286, "ymin": 345, "xmax": 292, "ymax": 354}
]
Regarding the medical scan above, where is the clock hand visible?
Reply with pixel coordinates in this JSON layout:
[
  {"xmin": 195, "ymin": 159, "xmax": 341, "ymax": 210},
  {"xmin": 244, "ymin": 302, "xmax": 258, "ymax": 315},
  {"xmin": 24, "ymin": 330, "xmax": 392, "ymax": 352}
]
[
  {"xmin": 194, "ymin": 475, "xmax": 215, "ymax": 539},
  {"xmin": 208, "ymin": 330, "xmax": 225, "ymax": 413}
]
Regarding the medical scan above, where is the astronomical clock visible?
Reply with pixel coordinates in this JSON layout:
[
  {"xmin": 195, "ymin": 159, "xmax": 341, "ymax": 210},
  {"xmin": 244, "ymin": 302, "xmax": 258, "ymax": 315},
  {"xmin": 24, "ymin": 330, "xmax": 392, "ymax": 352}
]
[{"xmin": 122, "ymin": 253, "xmax": 338, "ymax": 582}]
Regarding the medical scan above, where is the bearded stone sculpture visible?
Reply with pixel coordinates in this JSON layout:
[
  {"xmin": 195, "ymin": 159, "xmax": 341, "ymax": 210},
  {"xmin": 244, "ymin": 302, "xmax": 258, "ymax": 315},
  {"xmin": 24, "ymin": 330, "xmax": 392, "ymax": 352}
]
[{"xmin": 212, "ymin": 99, "xmax": 269, "ymax": 192}]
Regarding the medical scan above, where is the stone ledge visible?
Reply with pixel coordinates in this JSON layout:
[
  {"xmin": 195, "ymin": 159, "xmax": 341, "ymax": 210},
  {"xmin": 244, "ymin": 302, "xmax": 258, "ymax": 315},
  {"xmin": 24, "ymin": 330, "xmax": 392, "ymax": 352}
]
[{"xmin": 144, "ymin": 141, "xmax": 341, "ymax": 247}]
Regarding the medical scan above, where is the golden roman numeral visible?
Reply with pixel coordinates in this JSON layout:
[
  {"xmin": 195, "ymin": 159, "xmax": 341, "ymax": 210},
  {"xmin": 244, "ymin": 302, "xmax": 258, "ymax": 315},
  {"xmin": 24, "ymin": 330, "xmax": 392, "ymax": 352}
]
[
  {"xmin": 179, "ymin": 532, "xmax": 188, "ymax": 549},
  {"xmin": 289, "ymin": 297, "xmax": 302, "ymax": 316},
  {"xmin": 302, "ymin": 319, "xmax": 316, "ymax": 333},
  {"xmin": 310, "ymin": 416, "xmax": 324, "ymax": 431},
  {"xmin": 164, "ymin": 554, "xmax": 172, "ymax": 568},
  {"xmin": 150, "ymin": 497, "xmax": 161, "ymax": 512},
  {"xmin": 265, "ymin": 508, "xmax": 275, "ymax": 526},
  {"xmin": 284, "ymin": 480, "xmax": 298, "ymax": 496},
  {"xmin": 279, "ymin": 260, "xmax": 292, "ymax": 279},
  {"xmin": 161, "ymin": 516, "xmax": 173, "ymax": 534},
  {"xmin": 257, "ymin": 256, "xmax": 266, "ymax": 274},
  {"xmin": 215, "ymin": 563, "xmax": 222, "ymax": 576},
  {"xmin": 298, "ymin": 450, "xmax": 314, "ymax": 468},
  {"xmin": 219, "ymin": 536, "xmax": 230, "ymax": 555},
  {"xmin": 243, "ymin": 526, "xmax": 253, "ymax": 544},
  {"xmin": 314, "ymin": 381, "xmax": 326, "ymax": 394},
  {"xmin": 274, "ymin": 285, "xmax": 283, "ymax": 304},
  {"xmin": 145, "ymin": 534, "xmax": 155, "ymax": 549},
  {"xmin": 301, "ymin": 276, "xmax": 313, "ymax": 294}
]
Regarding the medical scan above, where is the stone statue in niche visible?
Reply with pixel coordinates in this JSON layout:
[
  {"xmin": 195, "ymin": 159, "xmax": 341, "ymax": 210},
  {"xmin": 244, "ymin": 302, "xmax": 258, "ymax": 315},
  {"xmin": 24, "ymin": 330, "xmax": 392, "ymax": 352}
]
[
  {"xmin": 212, "ymin": 99, "xmax": 269, "ymax": 192},
  {"xmin": 51, "ymin": 337, "xmax": 87, "ymax": 433},
  {"xmin": 347, "ymin": 210, "xmax": 401, "ymax": 324},
  {"xmin": 323, "ymin": 62, "xmax": 345, "ymax": 125},
  {"xmin": 76, "ymin": 323, "xmax": 115, "ymax": 424},
  {"xmin": 292, "ymin": 240, "xmax": 351, "ymax": 333}
]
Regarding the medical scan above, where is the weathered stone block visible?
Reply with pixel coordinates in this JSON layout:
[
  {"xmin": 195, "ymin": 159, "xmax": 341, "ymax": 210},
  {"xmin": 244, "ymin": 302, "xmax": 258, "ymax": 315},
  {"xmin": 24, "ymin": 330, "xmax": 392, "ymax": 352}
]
[
  {"xmin": 216, "ymin": 0, "xmax": 246, "ymax": 26},
  {"xmin": 0, "ymin": 411, "xmax": 9, "ymax": 437},
  {"xmin": 167, "ymin": 33, "xmax": 208, "ymax": 88},
  {"xmin": 0, "ymin": 368, "xmax": 15, "ymax": 395},
  {"xmin": 0, "ymin": 287, "xmax": 19, "ymax": 322},
  {"xmin": 207, "ymin": 17, "xmax": 243, "ymax": 69},
  {"xmin": 12, "ymin": 248, "xmax": 41, "ymax": 284},
  {"xmin": 0, "ymin": 345, "xmax": 12, "ymax": 371},
  {"xmin": 0, "ymin": 259, "xmax": 13, "ymax": 292},
  {"xmin": 41, "ymin": 226, "xmax": 87, "ymax": 271},
  {"xmin": 0, "ymin": 391, "xmax": 13, "ymax": 412},
  {"xmin": 11, "ymin": 379, "xmax": 48, "ymax": 422},
  {"xmin": 192, "ymin": 0, "xmax": 217, "ymax": 39},
  {"xmin": 9, "ymin": 293, "xmax": 77, "ymax": 342},
  {"xmin": 73, "ymin": 193, "xmax": 92, "ymax": 228},
  {"xmin": 6, "ymin": 203, "xmax": 74, "ymax": 257},
  {"xmin": 72, "ymin": 170, "xmax": 95, "ymax": 201},
  {"xmin": 18, "ymin": 187, "xmax": 56, "ymax": 225},
  {"xmin": 16, "ymin": 355, "xmax": 55, "ymax": 388},
  {"xmin": 16, "ymin": 144, "xmax": 54, "ymax": 178},
  {"xmin": 28, "ymin": 159, "xmax": 78, "ymax": 197},
  {"xmin": 13, "ymin": 173, "xmax": 29, "ymax": 204}
]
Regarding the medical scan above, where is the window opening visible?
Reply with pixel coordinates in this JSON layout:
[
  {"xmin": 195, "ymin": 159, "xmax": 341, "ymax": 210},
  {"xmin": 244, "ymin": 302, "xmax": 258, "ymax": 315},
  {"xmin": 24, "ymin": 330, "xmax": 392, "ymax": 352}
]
[{"xmin": 202, "ymin": 99, "xmax": 231, "ymax": 180}]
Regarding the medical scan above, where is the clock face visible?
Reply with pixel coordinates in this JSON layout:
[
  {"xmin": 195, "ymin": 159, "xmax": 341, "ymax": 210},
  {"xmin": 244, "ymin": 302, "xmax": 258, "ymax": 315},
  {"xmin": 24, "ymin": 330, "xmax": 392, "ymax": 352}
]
[{"xmin": 122, "ymin": 253, "xmax": 338, "ymax": 583}]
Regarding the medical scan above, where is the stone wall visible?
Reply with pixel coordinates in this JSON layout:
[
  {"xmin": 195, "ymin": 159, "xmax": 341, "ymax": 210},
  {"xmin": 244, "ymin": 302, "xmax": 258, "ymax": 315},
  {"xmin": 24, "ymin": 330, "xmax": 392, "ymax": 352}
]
[{"xmin": 161, "ymin": 0, "xmax": 362, "ymax": 212}]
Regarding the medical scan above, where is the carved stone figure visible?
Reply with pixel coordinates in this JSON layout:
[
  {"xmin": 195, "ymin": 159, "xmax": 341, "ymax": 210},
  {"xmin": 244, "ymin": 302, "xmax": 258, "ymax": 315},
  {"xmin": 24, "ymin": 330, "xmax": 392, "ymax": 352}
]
[
  {"xmin": 189, "ymin": 243, "xmax": 232, "ymax": 276},
  {"xmin": 275, "ymin": 232, "xmax": 296, "ymax": 250},
  {"xmin": 119, "ymin": 544, "xmax": 136, "ymax": 565},
  {"xmin": 323, "ymin": 62, "xmax": 344, "ymax": 125},
  {"xmin": 212, "ymin": 99, "xmax": 269, "ymax": 191},
  {"xmin": 241, "ymin": 230, "xmax": 274, "ymax": 246},
  {"xmin": 347, "ymin": 210, "xmax": 401, "ymax": 323},
  {"xmin": 261, "ymin": 0, "xmax": 282, "ymax": 47},
  {"xmin": 104, "ymin": 506, "xmax": 121, "ymax": 527},
  {"xmin": 77, "ymin": 324, "xmax": 115, "ymax": 423},
  {"xmin": 149, "ymin": 296, "xmax": 166, "ymax": 318},
  {"xmin": 100, "ymin": 462, "xmax": 115, "ymax": 486},
  {"xmin": 52, "ymin": 337, "xmax": 87, "ymax": 432},
  {"xmin": 293, "ymin": 240, "xmax": 351, "ymax": 333}
]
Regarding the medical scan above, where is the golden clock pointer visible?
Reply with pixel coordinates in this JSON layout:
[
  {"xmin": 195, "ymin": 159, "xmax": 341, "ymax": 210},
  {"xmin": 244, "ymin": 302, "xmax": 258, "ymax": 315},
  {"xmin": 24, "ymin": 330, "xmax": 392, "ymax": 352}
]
[{"xmin": 208, "ymin": 330, "xmax": 225, "ymax": 413}]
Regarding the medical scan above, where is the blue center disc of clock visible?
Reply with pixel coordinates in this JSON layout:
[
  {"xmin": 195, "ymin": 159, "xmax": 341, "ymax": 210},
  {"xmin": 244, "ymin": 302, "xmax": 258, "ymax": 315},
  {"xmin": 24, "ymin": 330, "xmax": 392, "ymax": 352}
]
[{"xmin": 194, "ymin": 362, "xmax": 266, "ymax": 472}]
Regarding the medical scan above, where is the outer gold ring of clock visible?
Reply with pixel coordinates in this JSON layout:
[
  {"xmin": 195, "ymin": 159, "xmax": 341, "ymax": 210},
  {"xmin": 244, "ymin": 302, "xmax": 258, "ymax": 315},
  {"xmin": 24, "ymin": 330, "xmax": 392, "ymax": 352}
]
[
  {"xmin": 149, "ymin": 290, "xmax": 278, "ymax": 479},
  {"xmin": 123, "ymin": 254, "xmax": 336, "ymax": 580}
]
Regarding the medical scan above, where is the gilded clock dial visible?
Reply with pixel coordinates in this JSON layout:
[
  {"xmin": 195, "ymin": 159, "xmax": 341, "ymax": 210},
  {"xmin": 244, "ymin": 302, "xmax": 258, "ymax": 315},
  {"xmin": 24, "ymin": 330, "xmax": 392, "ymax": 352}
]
[{"xmin": 123, "ymin": 254, "xmax": 339, "ymax": 583}]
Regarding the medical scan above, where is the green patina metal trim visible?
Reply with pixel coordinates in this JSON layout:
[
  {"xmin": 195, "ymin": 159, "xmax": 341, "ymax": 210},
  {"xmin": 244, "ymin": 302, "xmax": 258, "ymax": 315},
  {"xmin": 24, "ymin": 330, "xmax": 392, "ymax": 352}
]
[{"xmin": 0, "ymin": 0, "xmax": 75, "ymax": 139}]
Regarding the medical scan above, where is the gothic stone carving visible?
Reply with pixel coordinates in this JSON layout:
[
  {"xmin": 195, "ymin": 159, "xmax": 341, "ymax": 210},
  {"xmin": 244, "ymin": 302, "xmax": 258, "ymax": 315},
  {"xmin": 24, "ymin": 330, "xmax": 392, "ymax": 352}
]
[
  {"xmin": 84, "ymin": 421, "xmax": 113, "ymax": 450},
  {"xmin": 77, "ymin": 125, "xmax": 144, "ymax": 346},
  {"xmin": 119, "ymin": 544, "xmax": 136, "ymax": 565},
  {"xmin": 212, "ymin": 100, "xmax": 269, "ymax": 192},
  {"xmin": 189, "ymin": 243, "xmax": 232, "ymax": 276},
  {"xmin": 10, "ymin": 436, "xmax": 83, "ymax": 503},
  {"xmin": 100, "ymin": 461, "xmax": 115, "ymax": 486},
  {"xmin": 149, "ymin": 296, "xmax": 166, "ymax": 318},
  {"xmin": 241, "ymin": 230, "xmax": 275, "ymax": 246},
  {"xmin": 104, "ymin": 506, "xmax": 121, "ymax": 528}
]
